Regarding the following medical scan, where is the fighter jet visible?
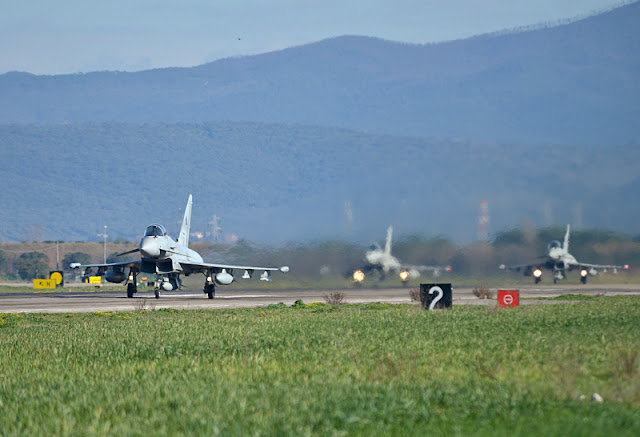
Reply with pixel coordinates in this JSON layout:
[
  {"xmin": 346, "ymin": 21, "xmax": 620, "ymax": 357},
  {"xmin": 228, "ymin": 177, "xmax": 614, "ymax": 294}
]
[
  {"xmin": 71, "ymin": 195, "xmax": 289, "ymax": 299},
  {"xmin": 499, "ymin": 224, "xmax": 628, "ymax": 284},
  {"xmin": 349, "ymin": 226, "xmax": 450, "ymax": 284}
]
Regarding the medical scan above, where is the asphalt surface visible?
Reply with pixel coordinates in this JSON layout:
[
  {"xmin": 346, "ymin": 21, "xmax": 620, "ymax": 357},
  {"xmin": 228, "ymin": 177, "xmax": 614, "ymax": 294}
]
[{"xmin": 1, "ymin": 283, "xmax": 639, "ymax": 313}]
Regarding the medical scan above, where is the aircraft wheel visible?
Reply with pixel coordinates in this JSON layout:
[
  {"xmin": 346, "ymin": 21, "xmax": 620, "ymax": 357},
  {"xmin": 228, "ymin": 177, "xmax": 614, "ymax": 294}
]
[
  {"xmin": 535, "ymin": 277, "xmax": 541, "ymax": 284},
  {"xmin": 154, "ymin": 289, "xmax": 161, "ymax": 299},
  {"xmin": 127, "ymin": 283, "xmax": 136, "ymax": 298},
  {"xmin": 204, "ymin": 283, "xmax": 215, "ymax": 299}
]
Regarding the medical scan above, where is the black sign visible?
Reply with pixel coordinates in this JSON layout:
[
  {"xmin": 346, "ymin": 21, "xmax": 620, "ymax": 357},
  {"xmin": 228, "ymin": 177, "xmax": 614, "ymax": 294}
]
[
  {"xmin": 49, "ymin": 270, "xmax": 64, "ymax": 287},
  {"xmin": 420, "ymin": 283, "xmax": 452, "ymax": 310}
]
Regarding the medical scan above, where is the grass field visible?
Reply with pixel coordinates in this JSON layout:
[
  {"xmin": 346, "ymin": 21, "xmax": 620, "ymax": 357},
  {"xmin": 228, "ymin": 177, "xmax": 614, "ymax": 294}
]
[{"xmin": 1, "ymin": 298, "xmax": 639, "ymax": 435}]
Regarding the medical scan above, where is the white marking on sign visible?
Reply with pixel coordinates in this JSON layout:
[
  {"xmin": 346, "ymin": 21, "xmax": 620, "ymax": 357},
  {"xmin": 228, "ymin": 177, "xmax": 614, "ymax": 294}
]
[
  {"xmin": 504, "ymin": 294, "xmax": 513, "ymax": 305},
  {"xmin": 428, "ymin": 286, "xmax": 444, "ymax": 310}
]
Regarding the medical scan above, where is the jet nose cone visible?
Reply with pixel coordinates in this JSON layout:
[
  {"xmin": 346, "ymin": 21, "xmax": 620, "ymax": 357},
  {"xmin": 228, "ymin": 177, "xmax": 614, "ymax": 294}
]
[{"xmin": 140, "ymin": 237, "xmax": 161, "ymax": 258}]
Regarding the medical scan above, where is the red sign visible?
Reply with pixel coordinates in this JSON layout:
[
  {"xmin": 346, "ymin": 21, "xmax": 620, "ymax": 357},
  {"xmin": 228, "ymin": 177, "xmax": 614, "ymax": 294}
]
[{"xmin": 498, "ymin": 290, "xmax": 519, "ymax": 308}]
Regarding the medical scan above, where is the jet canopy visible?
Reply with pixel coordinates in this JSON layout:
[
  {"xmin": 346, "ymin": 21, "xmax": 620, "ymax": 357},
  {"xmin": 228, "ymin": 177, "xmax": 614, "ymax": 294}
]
[
  {"xmin": 369, "ymin": 243, "xmax": 381, "ymax": 252},
  {"xmin": 547, "ymin": 240, "xmax": 562, "ymax": 251},
  {"xmin": 145, "ymin": 224, "xmax": 167, "ymax": 237}
]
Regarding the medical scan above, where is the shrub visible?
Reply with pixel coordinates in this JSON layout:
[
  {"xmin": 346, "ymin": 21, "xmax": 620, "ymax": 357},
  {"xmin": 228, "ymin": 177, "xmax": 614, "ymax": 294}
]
[
  {"xmin": 472, "ymin": 285, "xmax": 494, "ymax": 299},
  {"xmin": 323, "ymin": 292, "xmax": 346, "ymax": 305},
  {"xmin": 134, "ymin": 298, "xmax": 155, "ymax": 312},
  {"xmin": 409, "ymin": 287, "xmax": 420, "ymax": 302},
  {"xmin": 291, "ymin": 299, "xmax": 306, "ymax": 309}
]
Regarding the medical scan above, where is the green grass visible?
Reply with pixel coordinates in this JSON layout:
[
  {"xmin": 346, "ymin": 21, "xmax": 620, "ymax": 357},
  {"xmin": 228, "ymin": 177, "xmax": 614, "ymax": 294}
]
[
  {"xmin": 1, "ymin": 298, "xmax": 640, "ymax": 435},
  {"xmin": 533, "ymin": 294, "xmax": 600, "ymax": 301}
]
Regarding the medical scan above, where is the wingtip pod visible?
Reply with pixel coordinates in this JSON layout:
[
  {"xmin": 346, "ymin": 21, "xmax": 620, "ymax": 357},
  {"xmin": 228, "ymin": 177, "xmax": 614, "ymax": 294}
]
[{"xmin": 280, "ymin": 266, "xmax": 290, "ymax": 273}]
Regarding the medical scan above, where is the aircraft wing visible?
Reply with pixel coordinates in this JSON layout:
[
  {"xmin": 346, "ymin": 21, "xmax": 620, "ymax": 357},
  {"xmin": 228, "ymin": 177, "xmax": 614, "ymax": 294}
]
[
  {"xmin": 70, "ymin": 260, "xmax": 141, "ymax": 270},
  {"xmin": 499, "ymin": 262, "xmax": 539, "ymax": 272},
  {"xmin": 569, "ymin": 261, "xmax": 628, "ymax": 272},
  {"xmin": 402, "ymin": 264, "xmax": 450, "ymax": 276},
  {"xmin": 179, "ymin": 261, "xmax": 289, "ymax": 277},
  {"xmin": 405, "ymin": 264, "xmax": 446, "ymax": 272}
]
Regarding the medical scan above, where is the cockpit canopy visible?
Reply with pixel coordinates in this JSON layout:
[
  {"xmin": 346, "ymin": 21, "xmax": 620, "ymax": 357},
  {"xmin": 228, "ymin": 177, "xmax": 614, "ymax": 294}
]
[
  {"xmin": 547, "ymin": 240, "xmax": 562, "ymax": 252},
  {"xmin": 368, "ymin": 243, "xmax": 381, "ymax": 252},
  {"xmin": 144, "ymin": 224, "xmax": 167, "ymax": 237}
]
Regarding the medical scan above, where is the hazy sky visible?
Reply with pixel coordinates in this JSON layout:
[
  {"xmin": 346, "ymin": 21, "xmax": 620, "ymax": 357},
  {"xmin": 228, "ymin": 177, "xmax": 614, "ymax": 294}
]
[{"xmin": 0, "ymin": 0, "xmax": 628, "ymax": 75}]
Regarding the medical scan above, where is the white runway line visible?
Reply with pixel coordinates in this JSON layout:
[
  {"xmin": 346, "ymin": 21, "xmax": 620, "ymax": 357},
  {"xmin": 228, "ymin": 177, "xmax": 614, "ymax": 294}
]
[{"xmin": 155, "ymin": 293, "xmax": 284, "ymax": 299}]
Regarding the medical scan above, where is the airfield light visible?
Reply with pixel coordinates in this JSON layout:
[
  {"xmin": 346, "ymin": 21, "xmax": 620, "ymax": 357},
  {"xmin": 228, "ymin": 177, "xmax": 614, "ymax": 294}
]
[
  {"xmin": 625, "ymin": 264, "xmax": 629, "ymax": 269},
  {"xmin": 399, "ymin": 270, "xmax": 410, "ymax": 282},
  {"xmin": 353, "ymin": 270, "xmax": 365, "ymax": 283},
  {"xmin": 533, "ymin": 268, "xmax": 542, "ymax": 278},
  {"xmin": 580, "ymin": 269, "xmax": 588, "ymax": 277}
]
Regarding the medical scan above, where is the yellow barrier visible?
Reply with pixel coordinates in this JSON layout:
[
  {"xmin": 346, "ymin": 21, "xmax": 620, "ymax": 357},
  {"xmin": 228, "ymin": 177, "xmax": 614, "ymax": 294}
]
[
  {"xmin": 33, "ymin": 279, "xmax": 56, "ymax": 289},
  {"xmin": 89, "ymin": 276, "xmax": 102, "ymax": 284}
]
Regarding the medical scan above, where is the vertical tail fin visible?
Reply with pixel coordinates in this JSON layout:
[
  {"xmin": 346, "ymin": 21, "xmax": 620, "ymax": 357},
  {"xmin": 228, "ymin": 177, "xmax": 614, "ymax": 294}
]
[
  {"xmin": 563, "ymin": 224, "xmax": 570, "ymax": 252},
  {"xmin": 178, "ymin": 194, "xmax": 193, "ymax": 247},
  {"xmin": 384, "ymin": 226, "xmax": 393, "ymax": 255}
]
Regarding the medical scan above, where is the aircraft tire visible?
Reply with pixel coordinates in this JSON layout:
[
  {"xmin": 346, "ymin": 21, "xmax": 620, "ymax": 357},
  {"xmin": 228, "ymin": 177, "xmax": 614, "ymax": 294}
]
[
  {"xmin": 205, "ymin": 284, "xmax": 215, "ymax": 299},
  {"xmin": 127, "ymin": 283, "xmax": 135, "ymax": 298},
  {"xmin": 154, "ymin": 289, "xmax": 160, "ymax": 299}
]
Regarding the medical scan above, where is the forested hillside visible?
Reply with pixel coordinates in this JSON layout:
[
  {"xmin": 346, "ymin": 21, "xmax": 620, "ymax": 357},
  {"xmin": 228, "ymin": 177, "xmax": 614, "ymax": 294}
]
[
  {"xmin": 0, "ymin": 2, "xmax": 638, "ymax": 145},
  {"xmin": 1, "ymin": 122, "xmax": 638, "ymax": 243}
]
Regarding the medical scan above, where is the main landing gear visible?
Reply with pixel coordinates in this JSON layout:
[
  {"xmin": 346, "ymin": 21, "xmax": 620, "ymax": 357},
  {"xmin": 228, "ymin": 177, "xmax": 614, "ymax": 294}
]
[
  {"xmin": 204, "ymin": 283, "xmax": 215, "ymax": 299},
  {"xmin": 127, "ymin": 282, "xmax": 137, "ymax": 298},
  {"xmin": 204, "ymin": 271, "xmax": 216, "ymax": 299},
  {"xmin": 126, "ymin": 270, "xmax": 138, "ymax": 298}
]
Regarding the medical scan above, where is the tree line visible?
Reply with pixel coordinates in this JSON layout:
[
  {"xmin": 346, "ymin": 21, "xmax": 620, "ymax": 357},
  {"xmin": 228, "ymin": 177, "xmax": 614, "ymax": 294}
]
[{"xmin": 1, "ymin": 227, "xmax": 638, "ymax": 280}]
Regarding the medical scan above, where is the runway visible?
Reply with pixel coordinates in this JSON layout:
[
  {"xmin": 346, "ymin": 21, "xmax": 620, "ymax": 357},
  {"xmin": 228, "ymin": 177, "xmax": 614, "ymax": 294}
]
[{"xmin": 1, "ymin": 283, "xmax": 639, "ymax": 313}]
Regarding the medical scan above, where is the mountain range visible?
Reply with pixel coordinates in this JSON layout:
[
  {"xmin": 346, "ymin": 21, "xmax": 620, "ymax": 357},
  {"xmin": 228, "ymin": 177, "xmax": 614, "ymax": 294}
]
[
  {"xmin": 0, "ymin": 2, "xmax": 639, "ymax": 243},
  {"xmin": 2, "ymin": 2, "xmax": 639, "ymax": 145}
]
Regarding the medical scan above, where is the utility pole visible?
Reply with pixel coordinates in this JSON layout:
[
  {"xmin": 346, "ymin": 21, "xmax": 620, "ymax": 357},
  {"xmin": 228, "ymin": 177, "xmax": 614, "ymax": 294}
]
[
  {"xmin": 477, "ymin": 200, "xmax": 489, "ymax": 242},
  {"xmin": 103, "ymin": 225, "xmax": 108, "ymax": 263},
  {"xmin": 208, "ymin": 215, "xmax": 221, "ymax": 241}
]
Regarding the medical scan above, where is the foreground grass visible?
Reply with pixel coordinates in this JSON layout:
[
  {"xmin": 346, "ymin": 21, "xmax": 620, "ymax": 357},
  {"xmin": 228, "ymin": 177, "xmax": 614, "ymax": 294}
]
[{"xmin": 1, "ymin": 298, "xmax": 639, "ymax": 435}]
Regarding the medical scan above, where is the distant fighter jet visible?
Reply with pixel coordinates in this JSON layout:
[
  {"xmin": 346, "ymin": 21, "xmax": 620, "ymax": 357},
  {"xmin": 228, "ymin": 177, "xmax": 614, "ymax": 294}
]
[
  {"xmin": 499, "ymin": 224, "xmax": 628, "ymax": 284},
  {"xmin": 71, "ymin": 195, "xmax": 288, "ymax": 298},
  {"xmin": 349, "ymin": 226, "xmax": 450, "ymax": 284}
]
